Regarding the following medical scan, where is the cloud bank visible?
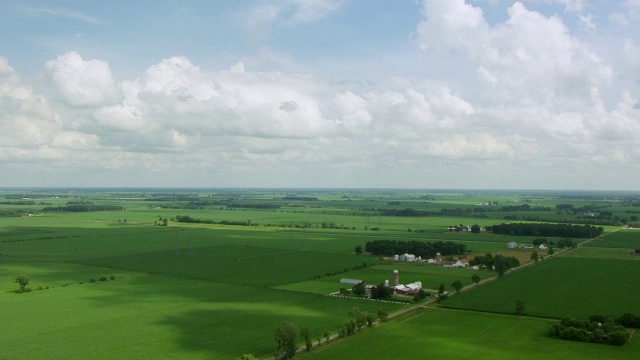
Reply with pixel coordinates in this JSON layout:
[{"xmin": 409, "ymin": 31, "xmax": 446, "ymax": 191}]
[{"xmin": 0, "ymin": 1, "xmax": 639, "ymax": 189}]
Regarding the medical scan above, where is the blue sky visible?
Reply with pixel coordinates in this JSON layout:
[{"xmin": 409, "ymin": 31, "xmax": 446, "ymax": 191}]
[{"xmin": 0, "ymin": 0, "xmax": 639, "ymax": 189}]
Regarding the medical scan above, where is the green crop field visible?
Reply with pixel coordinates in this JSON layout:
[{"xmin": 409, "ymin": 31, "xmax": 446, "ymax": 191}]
[
  {"xmin": 440, "ymin": 256, "xmax": 640, "ymax": 319},
  {"xmin": 586, "ymin": 229, "xmax": 640, "ymax": 249},
  {"xmin": 300, "ymin": 307, "xmax": 639, "ymax": 360},
  {"xmin": 2, "ymin": 188, "xmax": 639, "ymax": 359}
]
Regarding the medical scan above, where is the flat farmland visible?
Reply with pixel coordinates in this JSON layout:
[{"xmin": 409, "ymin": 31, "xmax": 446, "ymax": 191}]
[
  {"xmin": 440, "ymin": 257, "xmax": 640, "ymax": 319},
  {"xmin": 2, "ymin": 189, "xmax": 639, "ymax": 359},
  {"xmin": 79, "ymin": 244, "xmax": 385, "ymax": 287},
  {"xmin": 0, "ymin": 270, "xmax": 399, "ymax": 359},
  {"xmin": 586, "ymin": 229, "xmax": 640, "ymax": 249},
  {"xmin": 300, "ymin": 307, "xmax": 639, "ymax": 360}
]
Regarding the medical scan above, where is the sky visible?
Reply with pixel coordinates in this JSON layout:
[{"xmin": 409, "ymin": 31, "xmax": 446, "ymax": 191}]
[{"xmin": 0, "ymin": 0, "xmax": 639, "ymax": 190}]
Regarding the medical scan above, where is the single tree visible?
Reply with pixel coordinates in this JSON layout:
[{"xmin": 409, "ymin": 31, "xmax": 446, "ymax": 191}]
[
  {"xmin": 471, "ymin": 224, "xmax": 481, "ymax": 234},
  {"xmin": 451, "ymin": 280, "xmax": 463, "ymax": 293},
  {"xmin": 15, "ymin": 274, "xmax": 30, "ymax": 292},
  {"xmin": 548, "ymin": 247, "xmax": 555, "ymax": 255},
  {"xmin": 438, "ymin": 283, "xmax": 445, "ymax": 296},
  {"xmin": 300, "ymin": 327, "xmax": 312, "ymax": 352},
  {"xmin": 531, "ymin": 251, "xmax": 539, "ymax": 263},
  {"xmin": 515, "ymin": 300, "xmax": 525, "ymax": 316},
  {"xmin": 494, "ymin": 256, "xmax": 508, "ymax": 277},
  {"xmin": 349, "ymin": 307, "xmax": 367, "ymax": 331},
  {"xmin": 471, "ymin": 274, "xmax": 481, "ymax": 285},
  {"xmin": 352, "ymin": 283, "xmax": 366, "ymax": 296},
  {"xmin": 377, "ymin": 307, "xmax": 389, "ymax": 322},
  {"xmin": 274, "ymin": 321, "xmax": 300, "ymax": 360},
  {"xmin": 354, "ymin": 245, "xmax": 363, "ymax": 254},
  {"xmin": 366, "ymin": 313, "xmax": 376, "ymax": 327}
]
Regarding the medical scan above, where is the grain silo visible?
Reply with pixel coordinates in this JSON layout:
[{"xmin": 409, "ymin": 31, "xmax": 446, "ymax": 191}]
[
  {"xmin": 393, "ymin": 269, "xmax": 399, "ymax": 286},
  {"xmin": 436, "ymin": 252, "xmax": 442, "ymax": 265},
  {"xmin": 384, "ymin": 279, "xmax": 390, "ymax": 287}
]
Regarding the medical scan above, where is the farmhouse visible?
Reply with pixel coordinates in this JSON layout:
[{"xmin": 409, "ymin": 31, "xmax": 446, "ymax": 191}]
[{"xmin": 340, "ymin": 278, "xmax": 364, "ymax": 285}]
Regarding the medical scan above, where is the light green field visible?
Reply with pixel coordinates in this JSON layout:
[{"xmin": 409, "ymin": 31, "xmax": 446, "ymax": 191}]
[{"xmin": 300, "ymin": 307, "xmax": 639, "ymax": 360}]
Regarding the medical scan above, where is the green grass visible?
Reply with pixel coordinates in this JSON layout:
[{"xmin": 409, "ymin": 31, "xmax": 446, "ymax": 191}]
[
  {"xmin": 440, "ymin": 257, "xmax": 640, "ymax": 319},
  {"xmin": 300, "ymin": 307, "xmax": 639, "ymax": 360}
]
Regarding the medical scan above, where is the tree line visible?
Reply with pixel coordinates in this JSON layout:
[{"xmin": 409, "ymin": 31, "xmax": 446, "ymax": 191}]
[
  {"xmin": 174, "ymin": 215, "xmax": 255, "ymax": 226},
  {"xmin": 42, "ymin": 204, "xmax": 124, "ymax": 212},
  {"xmin": 487, "ymin": 223, "xmax": 603, "ymax": 238},
  {"xmin": 365, "ymin": 240, "xmax": 467, "ymax": 258}
]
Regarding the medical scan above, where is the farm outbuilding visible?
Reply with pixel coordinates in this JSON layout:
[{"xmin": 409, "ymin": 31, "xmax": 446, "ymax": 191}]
[
  {"xmin": 394, "ymin": 281, "xmax": 423, "ymax": 295},
  {"xmin": 340, "ymin": 278, "xmax": 364, "ymax": 285},
  {"xmin": 508, "ymin": 241, "xmax": 517, "ymax": 249},
  {"xmin": 454, "ymin": 259, "xmax": 469, "ymax": 267}
]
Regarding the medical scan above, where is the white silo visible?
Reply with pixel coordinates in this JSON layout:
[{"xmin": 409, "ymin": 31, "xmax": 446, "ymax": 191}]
[
  {"xmin": 393, "ymin": 254, "xmax": 399, "ymax": 261},
  {"xmin": 393, "ymin": 269, "xmax": 399, "ymax": 286},
  {"xmin": 436, "ymin": 252, "xmax": 442, "ymax": 265},
  {"xmin": 384, "ymin": 279, "xmax": 390, "ymax": 287}
]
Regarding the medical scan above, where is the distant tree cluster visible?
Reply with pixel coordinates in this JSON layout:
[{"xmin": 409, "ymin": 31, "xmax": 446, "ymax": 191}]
[
  {"xmin": 42, "ymin": 204, "xmax": 124, "ymax": 212},
  {"xmin": 226, "ymin": 203, "xmax": 281, "ymax": 209},
  {"xmin": 0, "ymin": 210, "xmax": 25, "ymax": 218},
  {"xmin": 0, "ymin": 200, "xmax": 36, "ymax": 205},
  {"xmin": 469, "ymin": 253, "xmax": 519, "ymax": 277},
  {"xmin": 497, "ymin": 204, "xmax": 551, "ymax": 212},
  {"xmin": 549, "ymin": 316, "xmax": 629, "ymax": 346},
  {"xmin": 379, "ymin": 208, "xmax": 430, "ymax": 217},
  {"xmin": 369, "ymin": 283, "xmax": 394, "ymax": 300},
  {"xmin": 282, "ymin": 196, "xmax": 318, "ymax": 201},
  {"xmin": 487, "ymin": 223, "xmax": 603, "ymax": 238},
  {"xmin": 365, "ymin": 240, "xmax": 467, "ymax": 258},
  {"xmin": 174, "ymin": 215, "xmax": 255, "ymax": 226}
]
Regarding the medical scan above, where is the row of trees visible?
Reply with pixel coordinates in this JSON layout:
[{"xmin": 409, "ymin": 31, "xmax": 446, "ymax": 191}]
[
  {"xmin": 488, "ymin": 223, "xmax": 603, "ymax": 238},
  {"xmin": 173, "ymin": 215, "xmax": 255, "ymax": 226},
  {"xmin": 42, "ymin": 204, "xmax": 124, "ymax": 212},
  {"xmin": 364, "ymin": 240, "xmax": 467, "ymax": 257},
  {"xmin": 273, "ymin": 307, "xmax": 389, "ymax": 359}
]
